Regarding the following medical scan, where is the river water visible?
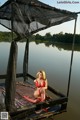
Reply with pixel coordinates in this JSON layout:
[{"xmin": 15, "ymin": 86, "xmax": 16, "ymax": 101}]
[{"xmin": 0, "ymin": 41, "xmax": 80, "ymax": 120}]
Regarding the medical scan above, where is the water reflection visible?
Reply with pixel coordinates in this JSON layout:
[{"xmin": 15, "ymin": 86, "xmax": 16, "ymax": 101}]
[
  {"xmin": 34, "ymin": 40, "xmax": 80, "ymax": 51},
  {"xmin": 28, "ymin": 41, "xmax": 80, "ymax": 120},
  {"xmin": 0, "ymin": 41, "xmax": 80, "ymax": 120},
  {"xmin": 0, "ymin": 42, "xmax": 10, "ymax": 74}
]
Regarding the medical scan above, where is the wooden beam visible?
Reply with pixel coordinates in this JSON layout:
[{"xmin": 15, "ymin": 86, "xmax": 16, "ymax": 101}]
[
  {"xmin": 5, "ymin": 41, "xmax": 18, "ymax": 112},
  {"xmin": 10, "ymin": 97, "xmax": 67, "ymax": 120},
  {"xmin": 36, "ymin": 97, "xmax": 68, "ymax": 108},
  {"xmin": 23, "ymin": 39, "xmax": 29, "ymax": 81}
]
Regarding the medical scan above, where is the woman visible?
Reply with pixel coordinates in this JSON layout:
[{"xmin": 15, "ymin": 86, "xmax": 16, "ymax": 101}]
[
  {"xmin": 34, "ymin": 70, "xmax": 48, "ymax": 102},
  {"xmin": 23, "ymin": 70, "xmax": 48, "ymax": 103}
]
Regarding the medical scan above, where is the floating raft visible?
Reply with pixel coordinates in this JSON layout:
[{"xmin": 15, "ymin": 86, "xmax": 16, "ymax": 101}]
[{"xmin": 0, "ymin": 81, "xmax": 68, "ymax": 120}]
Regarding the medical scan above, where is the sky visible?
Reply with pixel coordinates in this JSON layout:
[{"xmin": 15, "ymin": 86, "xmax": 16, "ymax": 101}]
[{"xmin": 0, "ymin": 0, "xmax": 80, "ymax": 35}]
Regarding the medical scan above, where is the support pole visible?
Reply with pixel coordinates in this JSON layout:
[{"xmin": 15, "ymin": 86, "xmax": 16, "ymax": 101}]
[
  {"xmin": 67, "ymin": 17, "xmax": 77, "ymax": 98},
  {"xmin": 5, "ymin": 41, "xmax": 18, "ymax": 112},
  {"xmin": 23, "ymin": 39, "xmax": 29, "ymax": 81}
]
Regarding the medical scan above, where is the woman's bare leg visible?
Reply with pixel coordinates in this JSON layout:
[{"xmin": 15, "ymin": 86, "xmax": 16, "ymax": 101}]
[
  {"xmin": 34, "ymin": 90, "xmax": 39, "ymax": 98},
  {"xmin": 40, "ymin": 89, "xmax": 46, "ymax": 101}
]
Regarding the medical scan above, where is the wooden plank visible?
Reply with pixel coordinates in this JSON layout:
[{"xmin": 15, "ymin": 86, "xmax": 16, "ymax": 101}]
[
  {"xmin": 0, "ymin": 74, "xmax": 6, "ymax": 79},
  {"xmin": 0, "ymin": 73, "xmax": 25, "ymax": 79},
  {"xmin": 10, "ymin": 97, "xmax": 67, "ymax": 120},
  {"xmin": 48, "ymin": 86, "xmax": 65, "ymax": 97},
  {"xmin": 10, "ymin": 106, "xmax": 36, "ymax": 120},
  {"xmin": 36, "ymin": 97, "xmax": 68, "ymax": 108}
]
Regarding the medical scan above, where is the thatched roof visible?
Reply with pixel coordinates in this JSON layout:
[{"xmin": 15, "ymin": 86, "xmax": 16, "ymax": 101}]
[{"xmin": 0, "ymin": 0, "xmax": 77, "ymax": 39}]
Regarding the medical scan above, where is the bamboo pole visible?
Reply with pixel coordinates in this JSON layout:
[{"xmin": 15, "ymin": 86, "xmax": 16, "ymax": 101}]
[
  {"xmin": 67, "ymin": 17, "xmax": 77, "ymax": 98},
  {"xmin": 5, "ymin": 41, "xmax": 18, "ymax": 112}
]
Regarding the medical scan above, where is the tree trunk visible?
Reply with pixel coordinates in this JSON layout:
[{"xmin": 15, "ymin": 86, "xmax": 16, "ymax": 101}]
[{"xmin": 5, "ymin": 41, "xmax": 18, "ymax": 112}]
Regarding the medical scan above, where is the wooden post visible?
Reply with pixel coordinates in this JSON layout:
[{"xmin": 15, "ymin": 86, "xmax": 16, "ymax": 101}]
[
  {"xmin": 5, "ymin": 41, "xmax": 18, "ymax": 112},
  {"xmin": 23, "ymin": 39, "xmax": 29, "ymax": 81},
  {"xmin": 67, "ymin": 17, "xmax": 77, "ymax": 98}
]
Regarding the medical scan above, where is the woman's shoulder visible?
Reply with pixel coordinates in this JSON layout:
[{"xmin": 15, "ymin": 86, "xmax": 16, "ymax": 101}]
[{"xmin": 34, "ymin": 79, "xmax": 38, "ymax": 82}]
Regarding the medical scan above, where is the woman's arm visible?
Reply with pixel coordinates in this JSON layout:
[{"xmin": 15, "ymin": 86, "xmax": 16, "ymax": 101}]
[{"xmin": 43, "ymin": 79, "xmax": 48, "ymax": 90}]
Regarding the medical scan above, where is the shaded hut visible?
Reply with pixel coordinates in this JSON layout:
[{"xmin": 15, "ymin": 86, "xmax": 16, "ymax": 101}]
[{"xmin": 0, "ymin": 0, "xmax": 79, "ymax": 119}]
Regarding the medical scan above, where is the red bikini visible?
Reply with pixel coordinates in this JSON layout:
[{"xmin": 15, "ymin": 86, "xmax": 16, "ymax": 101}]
[
  {"xmin": 23, "ymin": 80, "xmax": 46, "ymax": 103},
  {"xmin": 35, "ymin": 80, "xmax": 45, "ymax": 88}
]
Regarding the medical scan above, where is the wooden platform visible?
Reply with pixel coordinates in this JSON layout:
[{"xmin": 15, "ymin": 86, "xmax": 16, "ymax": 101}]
[
  {"xmin": 0, "ymin": 81, "xmax": 67, "ymax": 120},
  {"xmin": 0, "ymin": 82, "xmax": 53, "ymax": 109}
]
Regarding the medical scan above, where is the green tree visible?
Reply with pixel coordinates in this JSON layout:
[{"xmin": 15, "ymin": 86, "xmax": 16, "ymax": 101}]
[{"xmin": 45, "ymin": 32, "xmax": 52, "ymax": 40}]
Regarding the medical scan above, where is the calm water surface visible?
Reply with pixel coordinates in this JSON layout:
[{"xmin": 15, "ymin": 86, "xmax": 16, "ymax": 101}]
[{"xmin": 0, "ymin": 42, "xmax": 80, "ymax": 120}]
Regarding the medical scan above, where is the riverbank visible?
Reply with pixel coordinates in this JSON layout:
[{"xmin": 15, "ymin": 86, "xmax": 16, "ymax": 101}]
[{"xmin": 0, "ymin": 31, "xmax": 80, "ymax": 44}]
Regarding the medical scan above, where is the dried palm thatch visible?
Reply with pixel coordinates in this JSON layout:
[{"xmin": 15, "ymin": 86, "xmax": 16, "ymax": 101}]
[{"xmin": 0, "ymin": 0, "xmax": 77, "ymax": 40}]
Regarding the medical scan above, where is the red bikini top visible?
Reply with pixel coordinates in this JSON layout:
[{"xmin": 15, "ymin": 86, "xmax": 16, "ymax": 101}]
[{"xmin": 35, "ymin": 80, "xmax": 45, "ymax": 88}]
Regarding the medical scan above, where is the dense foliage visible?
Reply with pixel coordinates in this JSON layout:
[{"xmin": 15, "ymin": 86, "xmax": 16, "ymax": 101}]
[
  {"xmin": 34, "ymin": 32, "xmax": 80, "ymax": 44},
  {"xmin": 0, "ymin": 31, "xmax": 80, "ymax": 44},
  {"xmin": 0, "ymin": 32, "xmax": 16, "ymax": 42}
]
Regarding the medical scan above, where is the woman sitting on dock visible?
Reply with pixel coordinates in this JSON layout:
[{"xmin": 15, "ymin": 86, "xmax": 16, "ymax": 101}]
[
  {"xmin": 34, "ymin": 70, "xmax": 48, "ymax": 102},
  {"xmin": 23, "ymin": 70, "xmax": 48, "ymax": 103}
]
